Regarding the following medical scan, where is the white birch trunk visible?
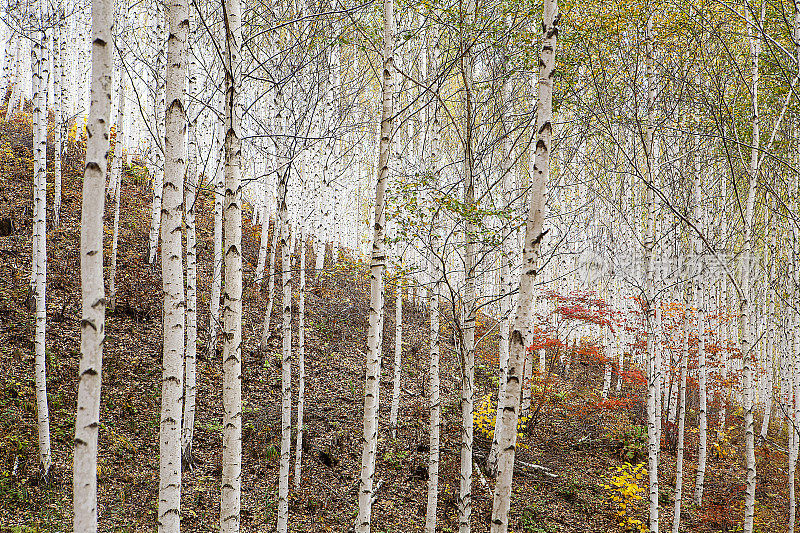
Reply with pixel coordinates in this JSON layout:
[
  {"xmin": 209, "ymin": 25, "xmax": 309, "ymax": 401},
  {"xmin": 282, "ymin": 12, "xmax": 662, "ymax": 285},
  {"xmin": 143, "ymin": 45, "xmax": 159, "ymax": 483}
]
[
  {"xmin": 260, "ymin": 219, "xmax": 279, "ymax": 348},
  {"xmin": 209, "ymin": 111, "xmax": 224, "ymax": 354},
  {"xmin": 459, "ymin": 1, "xmax": 479, "ymax": 525},
  {"xmin": 424, "ymin": 26, "xmax": 442, "ymax": 531},
  {"xmin": 760, "ymin": 241, "xmax": 776, "ymax": 440},
  {"xmin": 425, "ymin": 278, "xmax": 442, "ymax": 533},
  {"xmin": 147, "ymin": 6, "xmax": 166, "ymax": 264},
  {"xmin": 790, "ymin": 305, "xmax": 798, "ymax": 533},
  {"xmin": 719, "ymin": 174, "xmax": 729, "ymax": 432},
  {"xmin": 672, "ymin": 305, "xmax": 689, "ymax": 533},
  {"xmin": 490, "ymin": 0, "xmax": 557, "ymax": 528},
  {"xmin": 741, "ymin": 9, "xmax": 762, "ymax": 531},
  {"xmin": 425, "ymin": 269, "xmax": 442, "ymax": 533},
  {"xmin": 32, "ymin": 16, "xmax": 51, "ymax": 479},
  {"xmin": 601, "ymin": 324, "xmax": 611, "ymax": 399},
  {"xmin": 390, "ymin": 278, "xmax": 403, "ymax": 439},
  {"xmin": 157, "ymin": 0, "xmax": 188, "ymax": 526},
  {"xmin": 276, "ymin": 157, "xmax": 292, "ymax": 532},
  {"xmin": 693, "ymin": 151, "xmax": 708, "ymax": 505},
  {"xmin": 790, "ymin": 75, "xmax": 800, "ymax": 530},
  {"xmin": 4, "ymin": 37, "xmax": 20, "ymax": 121},
  {"xmin": 53, "ymin": 9, "xmax": 64, "ymax": 227},
  {"xmin": 73, "ymin": 0, "xmax": 113, "ymax": 527},
  {"xmin": 221, "ymin": 0, "xmax": 243, "ymax": 527},
  {"xmin": 294, "ymin": 232, "xmax": 306, "ymax": 489},
  {"xmin": 520, "ymin": 350, "xmax": 533, "ymax": 414},
  {"xmin": 182, "ymin": 20, "xmax": 198, "ymax": 467},
  {"xmin": 355, "ymin": 0, "xmax": 393, "ymax": 526},
  {"xmin": 109, "ymin": 80, "xmax": 126, "ymax": 309},
  {"xmin": 643, "ymin": 17, "xmax": 661, "ymax": 533},
  {"xmin": 255, "ymin": 213, "xmax": 270, "ymax": 284}
]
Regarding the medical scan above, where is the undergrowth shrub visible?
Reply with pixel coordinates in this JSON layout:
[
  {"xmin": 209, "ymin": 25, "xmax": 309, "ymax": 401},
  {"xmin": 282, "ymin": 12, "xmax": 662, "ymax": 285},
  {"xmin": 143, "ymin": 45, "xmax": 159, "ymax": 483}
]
[
  {"xmin": 712, "ymin": 430, "xmax": 733, "ymax": 461},
  {"xmin": 601, "ymin": 462, "xmax": 647, "ymax": 533},
  {"xmin": 473, "ymin": 394, "xmax": 529, "ymax": 449},
  {"xmin": 604, "ymin": 417, "xmax": 647, "ymax": 463}
]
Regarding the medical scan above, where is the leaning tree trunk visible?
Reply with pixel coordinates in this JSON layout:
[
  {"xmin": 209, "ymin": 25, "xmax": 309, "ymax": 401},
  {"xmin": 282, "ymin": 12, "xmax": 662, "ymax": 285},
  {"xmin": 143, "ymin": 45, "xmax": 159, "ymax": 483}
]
[
  {"xmin": 490, "ymin": 0, "xmax": 557, "ymax": 530},
  {"xmin": 157, "ymin": 0, "xmax": 189, "ymax": 527},
  {"xmin": 220, "ymin": 0, "xmax": 243, "ymax": 527},
  {"xmin": 260, "ymin": 216, "xmax": 279, "ymax": 348},
  {"xmin": 31, "ymin": 17, "xmax": 51, "ymax": 480},
  {"xmin": 73, "ymin": 0, "xmax": 113, "ymax": 528},
  {"xmin": 486, "ymin": 22, "xmax": 515, "ymax": 476},
  {"xmin": 355, "ymin": 0, "xmax": 394, "ymax": 527}
]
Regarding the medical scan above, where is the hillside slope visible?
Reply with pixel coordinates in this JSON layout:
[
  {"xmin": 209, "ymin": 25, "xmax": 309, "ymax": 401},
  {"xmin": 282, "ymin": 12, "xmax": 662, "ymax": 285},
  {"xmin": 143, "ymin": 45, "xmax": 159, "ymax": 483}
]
[{"xmin": 0, "ymin": 115, "xmax": 793, "ymax": 532}]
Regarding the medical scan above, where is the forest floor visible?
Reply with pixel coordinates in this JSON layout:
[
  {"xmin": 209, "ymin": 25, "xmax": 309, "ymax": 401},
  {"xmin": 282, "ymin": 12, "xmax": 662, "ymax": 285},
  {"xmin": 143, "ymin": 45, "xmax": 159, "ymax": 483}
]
[{"xmin": 0, "ymin": 114, "xmax": 795, "ymax": 532}]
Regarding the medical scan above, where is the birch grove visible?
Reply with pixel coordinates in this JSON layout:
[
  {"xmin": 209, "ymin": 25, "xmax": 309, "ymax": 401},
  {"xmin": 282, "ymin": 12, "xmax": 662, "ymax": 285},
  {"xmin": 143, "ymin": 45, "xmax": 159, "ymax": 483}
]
[{"xmin": 3, "ymin": 0, "xmax": 800, "ymax": 530}]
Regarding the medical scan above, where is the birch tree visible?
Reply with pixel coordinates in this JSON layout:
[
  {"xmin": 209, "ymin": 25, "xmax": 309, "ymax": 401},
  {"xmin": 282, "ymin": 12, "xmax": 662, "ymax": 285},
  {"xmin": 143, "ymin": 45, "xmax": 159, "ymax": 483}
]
[
  {"xmin": 108, "ymin": 80, "xmax": 126, "ymax": 310},
  {"xmin": 643, "ymin": 16, "xmax": 660, "ymax": 533},
  {"xmin": 31, "ymin": 8, "xmax": 51, "ymax": 479},
  {"xmin": 459, "ymin": 3, "xmax": 478, "ymax": 527},
  {"xmin": 693, "ymin": 121, "xmax": 708, "ymax": 506},
  {"xmin": 671, "ymin": 299, "xmax": 689, "ymax": 533},
  {"xmin": 53, "ymin": 4, "xmax": 64, "ymax": 227},
  {"xmin": 157, "ymin": 0, "xmax": 189, "ymax": 525},
  {"xmin": 182, "ymin": 12, "xmax": 199, "ymax": 467},
  {"xmin": 210, "ymin": 106, "xmax": 224, "ymax": 355},
  {"xmin": 490, "ymin": 0, "xmax": 558, "ymax": 528},
  {"xmin": 260, "ymin": 224, "xmax": 279, "ymax": 348},
  {"xmin": 147, "ymin": 5, "xmax": 166, "ymax": 264},
  {"xmin": 73, "ymin": 0, "xmax": 113, "ymax": 527},
  {"xmin": 294, "ymin": 231, "xmax": 306, "ymax": 488},
  {"xmin": 355, "ymin": 0, "xmax": 394, "ymax": 525},
  {"xmin": 389, "ymin": 276, "xmax": 403, "ymax": 439},
  {"xmin": 424, "ymin": 21, "xmax": 442, "ymax": 533},
  {"xmin": 221, "ymin": 0, "xmax": 244, "ymax": 525},
  {"xmin": 277, "ymin": 92, "xmax": 293, "ymax": 533},
  {"xmin": 741, "ymin": 7, "xmax": 763, "ymax": 531}
]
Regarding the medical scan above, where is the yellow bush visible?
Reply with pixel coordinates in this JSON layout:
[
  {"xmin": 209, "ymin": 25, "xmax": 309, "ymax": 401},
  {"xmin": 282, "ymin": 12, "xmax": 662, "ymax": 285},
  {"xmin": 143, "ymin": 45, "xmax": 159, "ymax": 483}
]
[
  {"xmin": 601, "ymin": 462, "xmax": 647, "ymax": 533},
  {"xmin": 473, "ymin": 394, "xmax": 529, "ymax": 449}
]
